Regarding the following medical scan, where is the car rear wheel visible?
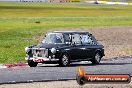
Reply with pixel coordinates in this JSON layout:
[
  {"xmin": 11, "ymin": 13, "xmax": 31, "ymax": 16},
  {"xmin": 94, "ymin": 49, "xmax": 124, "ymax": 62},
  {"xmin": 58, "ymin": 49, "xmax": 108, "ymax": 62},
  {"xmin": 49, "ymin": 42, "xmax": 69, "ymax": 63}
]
[
  {"xmin": 28, "ymin": 60, "xmax": 38, "ymax": 67},
  {"xmin": 59, "ymin": 54, "xmax": 70, "ymax": 67},
  {"xmin": 91, "ymin": 52, "xmax": 101, "ymax": 65}
]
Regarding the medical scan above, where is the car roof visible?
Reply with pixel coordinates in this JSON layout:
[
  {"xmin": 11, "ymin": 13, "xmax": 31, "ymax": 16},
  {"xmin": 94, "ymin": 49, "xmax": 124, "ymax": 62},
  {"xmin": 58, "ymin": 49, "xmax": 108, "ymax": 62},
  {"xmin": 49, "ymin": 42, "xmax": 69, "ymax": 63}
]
[{"xmin": 52, "ymin": 31, "xmax": 90, "ymax": 34}]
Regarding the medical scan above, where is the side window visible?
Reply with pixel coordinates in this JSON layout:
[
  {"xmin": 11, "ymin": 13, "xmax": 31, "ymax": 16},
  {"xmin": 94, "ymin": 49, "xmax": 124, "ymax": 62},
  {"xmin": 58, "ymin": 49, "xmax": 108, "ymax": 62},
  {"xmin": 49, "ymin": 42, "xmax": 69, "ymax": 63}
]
[
  {"xmin": 63, "ymin": 34, "xmax": 71, "ymax": 43},
  {"xmin": 80, "ymin": 34, "xmax": 95, "ymax": 45},
  {"xmin": 72, "ymin": 34, "xmax": 81, "ymax": 44}
]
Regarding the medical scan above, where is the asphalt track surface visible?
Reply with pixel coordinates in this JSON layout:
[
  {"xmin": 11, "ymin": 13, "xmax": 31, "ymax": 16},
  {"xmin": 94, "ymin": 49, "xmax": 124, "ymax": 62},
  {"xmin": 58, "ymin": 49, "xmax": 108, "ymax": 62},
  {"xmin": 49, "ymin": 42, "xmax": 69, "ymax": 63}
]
[{"xmin": 0, "ymin": 56, "xmax": 132, "ymax": 84}]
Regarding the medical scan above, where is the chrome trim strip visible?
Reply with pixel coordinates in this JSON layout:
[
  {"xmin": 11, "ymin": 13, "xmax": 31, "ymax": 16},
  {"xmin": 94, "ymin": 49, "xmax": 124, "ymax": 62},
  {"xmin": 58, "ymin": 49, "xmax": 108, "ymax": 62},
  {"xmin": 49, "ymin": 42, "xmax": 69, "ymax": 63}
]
[{"xmin": 25, "ymin": 57, "xmax": 59, "ymax": 62}]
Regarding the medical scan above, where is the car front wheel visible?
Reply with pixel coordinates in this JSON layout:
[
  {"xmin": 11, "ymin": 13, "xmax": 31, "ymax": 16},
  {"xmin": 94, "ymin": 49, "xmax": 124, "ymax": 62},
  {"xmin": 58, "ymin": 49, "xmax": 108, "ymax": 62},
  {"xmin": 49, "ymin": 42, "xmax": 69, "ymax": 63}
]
[
  {"xmin": 91, "ymin": 52, "xmax": 101, "ymax": 65},
  {"xmin": 59, "ymin": 54, "xmax": 70, "ymax": 66},
  {"xmin": 28, "ymin": 60, "xmax": 38, "ymax": 67}
]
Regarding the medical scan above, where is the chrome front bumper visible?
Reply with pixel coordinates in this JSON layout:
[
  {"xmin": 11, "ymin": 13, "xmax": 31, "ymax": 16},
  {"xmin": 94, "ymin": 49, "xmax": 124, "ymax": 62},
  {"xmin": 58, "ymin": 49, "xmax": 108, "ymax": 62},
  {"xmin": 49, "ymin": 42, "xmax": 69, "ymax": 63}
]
[{"xmin": 25, "ymin": 57, "xmax": 59, "ymax": 62}]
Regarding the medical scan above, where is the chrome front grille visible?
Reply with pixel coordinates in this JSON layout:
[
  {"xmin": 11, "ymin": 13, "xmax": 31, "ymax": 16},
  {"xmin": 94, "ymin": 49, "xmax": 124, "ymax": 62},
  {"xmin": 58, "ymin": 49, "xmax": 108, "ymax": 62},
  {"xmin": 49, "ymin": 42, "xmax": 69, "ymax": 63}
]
[{"xmin": 32, "ymin": 48, "xmax": 48, "ymax": 58}]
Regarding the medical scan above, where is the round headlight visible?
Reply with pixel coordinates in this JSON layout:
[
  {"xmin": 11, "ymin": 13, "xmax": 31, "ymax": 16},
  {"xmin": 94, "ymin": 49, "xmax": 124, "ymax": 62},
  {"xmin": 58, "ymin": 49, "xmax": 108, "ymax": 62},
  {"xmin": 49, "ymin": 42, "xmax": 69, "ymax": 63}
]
[
  {"xmin": 51, "ymin": 48, "xmax": 56, "ymax": 54},
  {"xmin": 25, "ymin": 47, "xmax": 30, "ymax": 52}
]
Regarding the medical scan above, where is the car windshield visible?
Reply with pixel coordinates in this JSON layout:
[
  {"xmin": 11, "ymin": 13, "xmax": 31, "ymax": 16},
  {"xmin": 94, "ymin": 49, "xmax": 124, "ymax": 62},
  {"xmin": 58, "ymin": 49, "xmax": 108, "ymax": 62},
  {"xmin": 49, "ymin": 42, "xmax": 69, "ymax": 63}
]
[{"xmin": 42, "ymin": 33, "xmax": 64, "ymax": 44}]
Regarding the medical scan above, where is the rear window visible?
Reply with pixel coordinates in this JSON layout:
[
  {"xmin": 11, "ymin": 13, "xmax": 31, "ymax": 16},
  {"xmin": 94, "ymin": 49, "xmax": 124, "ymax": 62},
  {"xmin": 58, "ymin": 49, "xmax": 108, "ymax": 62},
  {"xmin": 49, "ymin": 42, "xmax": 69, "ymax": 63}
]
[{"xmin": 80, "ymin": 34, "xmax": 95, "ymax": 45}]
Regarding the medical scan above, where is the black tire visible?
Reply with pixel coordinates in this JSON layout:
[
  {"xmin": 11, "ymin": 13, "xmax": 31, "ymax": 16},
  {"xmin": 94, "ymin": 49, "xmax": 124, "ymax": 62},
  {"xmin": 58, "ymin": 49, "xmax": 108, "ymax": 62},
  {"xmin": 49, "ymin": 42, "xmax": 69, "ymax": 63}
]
[
  {"xmin": 28, "ymin": 60, "xmax": 38, "ymax": 67},
  {"xmin": 91, "ymin": 52, "xmax": 101, "ymax": 65},
  {"xmin": 59, "ymin": 53, "xmax": 70, "ymax": 67}
]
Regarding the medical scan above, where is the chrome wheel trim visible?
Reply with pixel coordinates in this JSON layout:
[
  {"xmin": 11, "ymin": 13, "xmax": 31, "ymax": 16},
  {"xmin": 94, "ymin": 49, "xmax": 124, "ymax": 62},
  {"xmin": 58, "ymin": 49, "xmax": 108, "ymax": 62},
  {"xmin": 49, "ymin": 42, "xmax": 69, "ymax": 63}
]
[
  {"xmin": 95, "ymin": 53, "xmax": 100, "ymax": 62},
  {"xmin": 62, "ymin": 55, "xmax": 68, "ymax": 66}
]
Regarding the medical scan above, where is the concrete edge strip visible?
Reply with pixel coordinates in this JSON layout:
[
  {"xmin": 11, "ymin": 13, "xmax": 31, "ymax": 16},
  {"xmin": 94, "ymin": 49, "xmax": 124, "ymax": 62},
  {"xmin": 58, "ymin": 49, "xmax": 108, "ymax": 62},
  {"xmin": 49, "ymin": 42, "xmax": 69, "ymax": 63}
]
[
  {"xmin": 0, "ymin": 65, "xmax": 7, "ymax": 69},
  {"xmin": 0, "ymin": 76, "xmax": 132, "ymax": 85},
  {"xmin": 0, "ymin": 78, "xmax": 76, "ymax": 85}
]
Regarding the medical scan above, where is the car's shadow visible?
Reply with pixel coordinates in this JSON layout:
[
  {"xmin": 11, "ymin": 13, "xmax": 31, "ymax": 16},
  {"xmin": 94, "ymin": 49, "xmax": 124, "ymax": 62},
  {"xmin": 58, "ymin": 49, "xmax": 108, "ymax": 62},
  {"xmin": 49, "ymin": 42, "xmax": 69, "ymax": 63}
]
[{"xmin": 38, "ymin": 62, "xmax": 132, "ymax": 67}]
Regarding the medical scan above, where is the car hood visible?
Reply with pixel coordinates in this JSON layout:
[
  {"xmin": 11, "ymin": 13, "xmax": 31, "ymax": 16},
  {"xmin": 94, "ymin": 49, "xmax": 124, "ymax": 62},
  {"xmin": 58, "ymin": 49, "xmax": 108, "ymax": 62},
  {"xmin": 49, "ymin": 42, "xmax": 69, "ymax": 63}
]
[{"xmin": 33, "ymin": 43, "xmax": 68, "ymax": 49}]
